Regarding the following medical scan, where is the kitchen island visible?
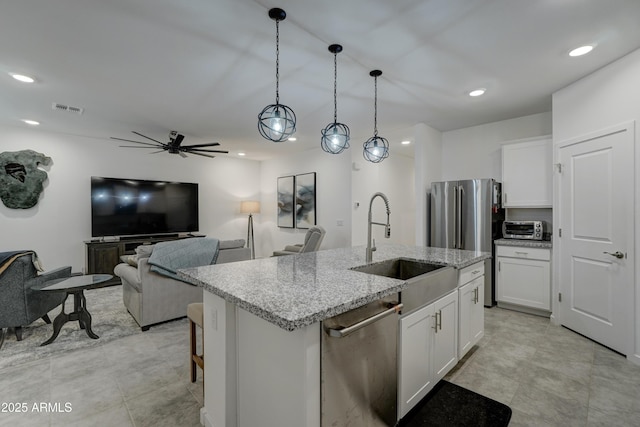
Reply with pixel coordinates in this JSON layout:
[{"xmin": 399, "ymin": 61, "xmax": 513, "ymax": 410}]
[{"xmin": 179, "ymin": 245, "xmax": 489, "ymax": 427}]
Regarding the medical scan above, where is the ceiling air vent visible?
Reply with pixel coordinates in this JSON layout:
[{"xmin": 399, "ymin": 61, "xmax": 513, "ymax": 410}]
[{"xmin": 52, "ymin": 102, "xmax": 84, "ymax": 115}]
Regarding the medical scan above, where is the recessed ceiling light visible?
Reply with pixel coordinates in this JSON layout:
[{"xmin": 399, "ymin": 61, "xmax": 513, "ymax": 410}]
[
  {"xmin": 288, "ymin": 137, "xmax": 297, "ymax": 142},
  {"xmin": 469, "ymin": 88, "xmax": 486, "ymax": 97},
  {"xmin": 10, "ymin": 73, "xmax": 36, "ymax": 83},
  {"xmin": 22, "ymin": 119, "xmax": 40, "ymax": 126},
  {"xmin": 238, "ymin": 152, "xmax": 246, "ymax": 156},
  {"xmin": 569, "ymin": 45, "xmax": 594, "ymax": 57},
  {"xmin": 401, "ymin": 140, "xmax": 411, "ymax": 145}
]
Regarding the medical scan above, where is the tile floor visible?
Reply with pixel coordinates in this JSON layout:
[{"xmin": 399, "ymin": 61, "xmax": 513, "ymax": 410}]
[
  {"xmin": 445, "ymin": 307, "xmax": 640, "ymax": 426},
  {"xmin": 1, "ymin": 306, "xmax": 639, "ymax": 426}
]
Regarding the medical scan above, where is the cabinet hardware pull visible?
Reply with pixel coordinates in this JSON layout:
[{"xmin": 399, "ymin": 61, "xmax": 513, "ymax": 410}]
[
  {"xmin": 515, "ymin": 251, "xmax": 528, "ymax": 256},
  {"xmin": 472, "ymin": 270, "xmax": 480, "ymax": 274},
  {"xmin": 434, "ymin": 310, "xmax": 442, "ymax": 333}
]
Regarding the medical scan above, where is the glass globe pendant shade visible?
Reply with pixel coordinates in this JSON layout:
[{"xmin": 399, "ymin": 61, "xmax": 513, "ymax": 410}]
[
  {"xmin": 363, "ymin": 135, "xmax": 389, "ymax": 163},
  {"xmin": 258, "ymin": 104, "xmax": 296, "ymax": 142},
  {"xmin": 321, "ymin": 122, "xmax": 350, "ymax": 154}
]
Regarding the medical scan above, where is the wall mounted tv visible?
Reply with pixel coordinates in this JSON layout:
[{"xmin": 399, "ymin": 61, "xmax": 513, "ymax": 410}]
[{"xmin": 91, "ymin": 176, "xmax": 199, "ymax": 238}]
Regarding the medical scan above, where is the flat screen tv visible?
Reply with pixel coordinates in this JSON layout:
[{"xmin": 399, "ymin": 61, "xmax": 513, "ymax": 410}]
[{"xmin": 91, "ymin": 176, "xmax": 199, "ymax": 238}]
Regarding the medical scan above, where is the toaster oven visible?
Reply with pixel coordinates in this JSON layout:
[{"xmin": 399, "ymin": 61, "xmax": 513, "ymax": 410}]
[{"xmin": 502, "ymin": 220, "xmax": 544, "ymax": 240}]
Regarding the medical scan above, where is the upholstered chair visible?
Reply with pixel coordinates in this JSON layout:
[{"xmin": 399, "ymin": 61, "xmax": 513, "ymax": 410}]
[
  {"xmin": 272, "ymin": 225, "xmax": 326, "ymax": 256},
  {"xmin": 0, "ymin": 253, "xmax": 71, "ymax": 348}
]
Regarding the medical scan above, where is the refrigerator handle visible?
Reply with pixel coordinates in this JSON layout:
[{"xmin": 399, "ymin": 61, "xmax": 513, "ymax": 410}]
[
  {"xmin": 458, "ymin": 186, "xmax": 464, "ymax": 249},
  {"xmin": 453, "ymin": 186, "xmax": 458, "ymax": 249}
]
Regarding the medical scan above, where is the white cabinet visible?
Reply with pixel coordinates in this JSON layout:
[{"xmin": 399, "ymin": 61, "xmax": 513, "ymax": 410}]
[
  {"xmin": 458, "ymin": 276, "xmax": 484, "ymax": 358},
  {"xmin": 457, "ymin": 262, "xmax": 484, "ymax": 359},
  {"xmin": 398, "ymin": 290, "xmax": 458, "ymax": 419},
  {"xmin": 496, "ymin": 245, "xmax": 551, "ymax": 311},
  {"xmin": 502, "ymin": 137, "xmax": 552, "ymax": 207}
]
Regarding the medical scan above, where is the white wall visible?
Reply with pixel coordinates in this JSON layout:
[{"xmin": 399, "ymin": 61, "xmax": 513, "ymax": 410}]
[
  {"xmin": 259, "ymin": 147, "xmax": 352, "ymax": 257},
  {"xmin": 351, "ymin": 146, "xmax": 415, "ymax": 248},
  {"xmin": 0, "ymin": 125, "xmax": 260, "ymax": 272},
  {"xmin": 552, "ymin": 47, "xmax": 640, "ymax": 364},
  {"xmin": 414, "ymin": 123, "xmax": 442, "ymax": 246},
  {"xmin": 441, "ymin": 112, "xmax": 552, "ymax": 181}
]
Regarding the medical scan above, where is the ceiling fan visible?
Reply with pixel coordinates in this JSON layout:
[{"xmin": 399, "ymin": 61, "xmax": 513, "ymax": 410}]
[{"xmin": 111, "ymin": 131, "xmax": 229, "ymax": 158}]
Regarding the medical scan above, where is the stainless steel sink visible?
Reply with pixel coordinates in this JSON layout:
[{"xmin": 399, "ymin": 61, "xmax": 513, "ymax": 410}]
[
  {"xmin": 351, "ymin": 258, "xmax": 444, "ymax": 280},
  {"xmin": 351, "ymin": 258, "xmax": 457, "ymax": 315}
]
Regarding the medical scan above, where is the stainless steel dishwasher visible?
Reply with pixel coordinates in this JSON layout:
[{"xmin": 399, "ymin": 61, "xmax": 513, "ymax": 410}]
[{"xmin": 321, "ymin": 293, "xmax": 402, "ymax": 427}]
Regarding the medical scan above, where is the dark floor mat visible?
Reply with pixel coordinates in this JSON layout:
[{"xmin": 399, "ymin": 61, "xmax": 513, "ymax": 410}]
[{"xmin": 399, "ymin": 380, "xmax": 512, "ymax": 427}]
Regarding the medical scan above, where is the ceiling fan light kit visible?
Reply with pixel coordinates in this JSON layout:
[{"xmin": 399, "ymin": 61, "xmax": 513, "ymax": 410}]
[
  {"xmin": 258, "ymin": 7, "xmax": 297, "ymax": 142},
  {"xmin": 363, "ymin": 70, "xmax": 389, "ymax": 163},
  {"xmin": 321, "ymin": 44, "xmax": 350, "ymax": 155}
]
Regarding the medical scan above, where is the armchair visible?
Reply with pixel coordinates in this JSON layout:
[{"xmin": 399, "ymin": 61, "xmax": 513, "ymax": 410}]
[
  {"xmin": 0, "ymin": 252, "xmax": 72, "ymax": 348},
  {"xmin": 272, "ymin": 226, "xmax": 326, "ymax": 256}
]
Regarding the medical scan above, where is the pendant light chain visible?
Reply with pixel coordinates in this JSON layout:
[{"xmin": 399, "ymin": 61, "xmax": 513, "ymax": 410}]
[
  {"xmin": 275, "ymin": 19, "xmax": 280, "ymax": 105},
  {"xmin": 333, "ymin": 51, "xmax": 338, "ymax": 123},
  {"xmin": 373, "ymin": 75, "xmax": 378, "ymax": 136}
]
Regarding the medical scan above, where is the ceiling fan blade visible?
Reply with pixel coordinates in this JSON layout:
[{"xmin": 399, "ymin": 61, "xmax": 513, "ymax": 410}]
[
  {"xmin": 131, "ymin": 131, "xmax": 165, "ymax": 144},
  {"xmin": 182, "ymin": 142, "xmax": 221, "ymax": 148},
  {"xmin": 119, "ymin": 145, "xmax": 161, "ymax": 148},
  {"xmin": 178, "ymin": 151, "xmax": 188, "ymax": 158},
  {"xmin": 111, "ymin": 137, "xmax": 164, "ymax": 148},
  {"xmin": 188, "ymin": 151, "xmax": 217, "ymax": 159},
  {"xmin": 150, "ymin": 149, "xmax": 166, "ymax": 154},
  {"xmin": 187, "ymin": 148, "xmax": 229, "ymax": 154}
]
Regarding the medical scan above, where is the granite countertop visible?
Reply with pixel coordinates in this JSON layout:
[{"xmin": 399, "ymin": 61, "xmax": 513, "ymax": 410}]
[
  {"xmin": 494, "ymin": 238, "xmax": 552, "ymax": 249},
  {"xmin": 178, "ymin": 244, "xmax": 489, "ymax": 332}
]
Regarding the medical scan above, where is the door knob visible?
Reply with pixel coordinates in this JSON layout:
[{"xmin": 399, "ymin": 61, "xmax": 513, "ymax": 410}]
[{"xmin": 603, "ymin": 251, "xmax": 625, "ymax": 259}]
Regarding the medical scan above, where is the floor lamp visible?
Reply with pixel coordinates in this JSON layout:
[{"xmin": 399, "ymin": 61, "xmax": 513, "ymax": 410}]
[{"xmin": 240, "ymin": 201, "xmax": 260, "ymax": 259}]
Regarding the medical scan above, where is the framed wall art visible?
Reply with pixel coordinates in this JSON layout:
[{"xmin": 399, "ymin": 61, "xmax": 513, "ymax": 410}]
[
  {"xmin": 295, "ymin": 172, "xmax": 316, "ymax": 229},
  {"xmin": 277, "ymin": 175, "xmax": 295, "ymax": 228}
]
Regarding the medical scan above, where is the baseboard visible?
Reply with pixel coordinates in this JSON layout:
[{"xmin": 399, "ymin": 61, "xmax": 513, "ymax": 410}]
[
  {"xmin": 200, "ymin": 406, "xmax": 213, "ymax": 427},
  {"xmin": 629, "ymin": 353, "xmax": 640, "ymax": 367},
  {"xmin": 496, "ymin": 301, "xmax": 551, "ymax": 318}
]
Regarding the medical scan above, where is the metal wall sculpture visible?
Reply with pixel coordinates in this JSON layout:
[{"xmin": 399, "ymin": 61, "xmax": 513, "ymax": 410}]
[{"xmin": 0, "ymin": 149, "xmax": 52, "ymax": 209}]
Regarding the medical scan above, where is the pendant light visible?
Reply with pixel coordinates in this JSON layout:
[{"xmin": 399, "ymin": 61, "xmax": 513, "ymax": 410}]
[
  {"xmin": 321, "ymin": 44, "xmax": 350, "ymax": 154},
  {"xmin": 258, "ymin": 8, "xmax": 296, "ymax": 142},
  {"xmin": 363, "ymin": 70, "xmax": 389, "ymax": 163}
]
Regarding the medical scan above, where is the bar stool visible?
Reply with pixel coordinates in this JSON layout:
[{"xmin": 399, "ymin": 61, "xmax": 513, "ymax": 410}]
[{"xmin": 187, "ymin": 303, "xmax": 204, "ymax": 383}]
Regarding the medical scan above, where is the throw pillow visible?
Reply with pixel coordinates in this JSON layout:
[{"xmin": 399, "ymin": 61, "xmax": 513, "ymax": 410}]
[
  {"xmin": 124, "ymin": 255, "xmax": 138, "ymax": 267},
  {"xmin": 135, "ymin": 244, "xmax": 155, "ymax": 258}
]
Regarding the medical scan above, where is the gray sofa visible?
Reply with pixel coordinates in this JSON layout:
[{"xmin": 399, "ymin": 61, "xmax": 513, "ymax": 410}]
[{"xmin": 114, "ymin": 239, "xmax": 250, "ymax": 330}]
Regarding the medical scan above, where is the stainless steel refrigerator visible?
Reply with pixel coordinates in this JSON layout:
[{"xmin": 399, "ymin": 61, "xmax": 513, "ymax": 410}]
[{"xmin": 428, "ymin": 179, "xmax": 503, "ymax": 306}]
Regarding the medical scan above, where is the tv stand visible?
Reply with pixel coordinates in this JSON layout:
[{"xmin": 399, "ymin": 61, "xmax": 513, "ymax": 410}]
[
  {"xmin": 84, "ymin": 234, "xmax": 201, "ymax": 285},
  {"xmin": 119, "ymin": 234, "xmax": 180, "ymax": 241}
]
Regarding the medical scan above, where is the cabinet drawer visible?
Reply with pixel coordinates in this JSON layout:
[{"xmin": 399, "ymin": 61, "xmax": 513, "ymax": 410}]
[
  {"xmin": 458, "ymin": 262, "xmax": 484, "ymax": 286},
  {"xmin": 496, "ymin": 245, "xmax": 550, "ymax": 261}
]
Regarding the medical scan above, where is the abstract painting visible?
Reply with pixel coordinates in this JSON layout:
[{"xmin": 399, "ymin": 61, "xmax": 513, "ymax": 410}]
[
  {"xmin": 277, "ymin": 175, "xmax": 295, "ymax": 228},
  {"xmin": 295, "ymin": 172, "xmax": 316, "ymax": 229}
]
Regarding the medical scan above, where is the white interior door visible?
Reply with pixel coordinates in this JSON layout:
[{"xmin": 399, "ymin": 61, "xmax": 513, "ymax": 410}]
[{"xmin": 557, "ymin": 123, "xmax": 634, "ymax": 354}]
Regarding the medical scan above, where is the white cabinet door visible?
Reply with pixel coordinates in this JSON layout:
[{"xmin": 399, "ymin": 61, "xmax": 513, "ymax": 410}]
[
  {"xmin": 398, "ymin": 305, "xmax": 434, "ymax": 419},
  {"xmin": 502, "ymin": 137, "xmax": 552, "ymax": 207},
  {"xmin": 398, "ymin": 290, "xmax": 459, "ymax": 420},
  {"xmin": 497, "ymin": 256, "xmax": 551, "ymax": 310},
  {"xmin": 470, "ymin": 281, "xmax": 484, "ymax": 344},
  {"xmin": 458, "ymin": 276, "xmax": 484, "ymax": 359},
  {"xmin": 432, "ymin": 290, "xmax": 458, "ymax": 382}
]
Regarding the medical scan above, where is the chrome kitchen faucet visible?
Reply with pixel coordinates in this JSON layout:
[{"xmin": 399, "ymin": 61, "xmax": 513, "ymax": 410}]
[{"xmin": 366, "ymin": 192, "xmax": 391, "ymax": 263}]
